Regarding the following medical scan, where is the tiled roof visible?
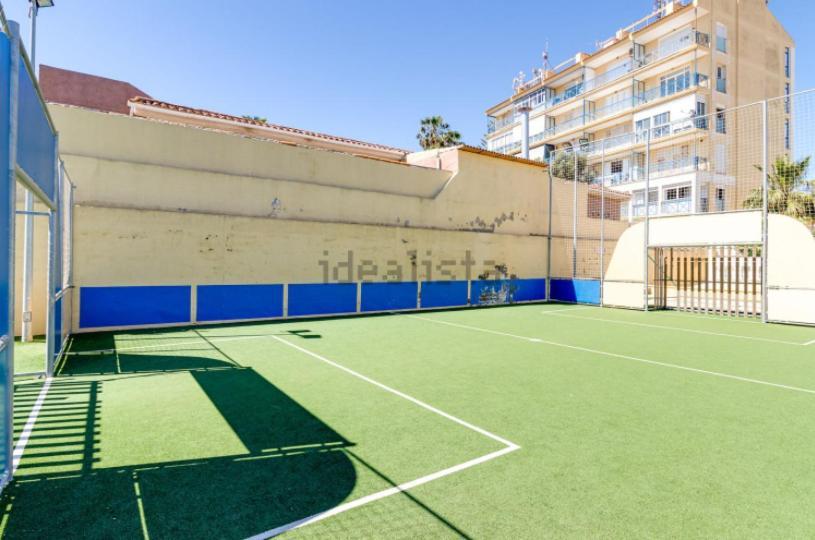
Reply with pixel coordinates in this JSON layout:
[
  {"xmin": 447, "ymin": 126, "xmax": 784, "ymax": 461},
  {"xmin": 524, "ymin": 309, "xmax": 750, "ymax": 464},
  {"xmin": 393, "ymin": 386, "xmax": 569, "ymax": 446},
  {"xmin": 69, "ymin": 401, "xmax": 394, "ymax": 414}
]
[
  {"xmin": 129, "ymin": 96, "xmax": 409, "ymax": 155},
  {"xmin": 40, "ymin": 65, "xmax": 151, "ymax": 115}
]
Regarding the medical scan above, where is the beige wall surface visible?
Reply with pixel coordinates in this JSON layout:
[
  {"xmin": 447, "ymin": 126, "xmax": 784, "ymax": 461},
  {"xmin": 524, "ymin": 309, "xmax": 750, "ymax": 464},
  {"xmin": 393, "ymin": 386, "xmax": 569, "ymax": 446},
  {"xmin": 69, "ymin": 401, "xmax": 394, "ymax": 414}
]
[
  {"xmin": 12, "ymin": 212, "xmax": 49, "ymax": 337},
  {"xmin": 51, "ymin": 105, "xmax": 560, "ymax": 331}
]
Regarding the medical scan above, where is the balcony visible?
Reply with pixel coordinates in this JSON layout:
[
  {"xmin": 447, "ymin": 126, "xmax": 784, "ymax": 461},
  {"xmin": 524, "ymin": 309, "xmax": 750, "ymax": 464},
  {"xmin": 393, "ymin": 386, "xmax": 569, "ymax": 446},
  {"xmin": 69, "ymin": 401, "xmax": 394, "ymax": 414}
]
[
  {"xmin": 625, "ymin": 200, "xmax": 695, "ymax": 218},
  {"xmin": 543, "ymin": 115, "xmax": 586, "ymax": 138},
  {"xmin": 529, "ymin": 73, "xmax": 707, "ymax": 145},
  {"xmin": 492, "ymin": 140, "xmax": 522, "ymax": 155},
  {"xmin": 597, "ymin": 156, "xmax": 704, "ymax": 188},
  {"xmin": 509, "ymin": 28, "xmax": 710, "ymax": 117},
  {"xmin": 598, "ymin": 167, "xmax": 645, "ymax": 186},
  {"xmin": 641, "ymin": 28, "xmax": 709, "ymax": 66},
  {"xmin": 487, "ymin": 114, "xmax": 517, "ymax": 134},
  {"xmin": 661, "ymin": 198, "xmax": 693, "ymax": 214}
]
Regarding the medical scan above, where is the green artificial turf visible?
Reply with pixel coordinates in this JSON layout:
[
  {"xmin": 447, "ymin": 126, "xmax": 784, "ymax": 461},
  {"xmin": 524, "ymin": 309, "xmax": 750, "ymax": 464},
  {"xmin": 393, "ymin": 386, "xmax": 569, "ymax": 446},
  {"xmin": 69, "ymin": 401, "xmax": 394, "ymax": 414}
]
[
  {"xmin": 12, "ymin": 337, "xmax": 45, "ymax": 376},
  {"xmin": 2, "ymin": 304, "xmax": 814, "ymax": 538}
]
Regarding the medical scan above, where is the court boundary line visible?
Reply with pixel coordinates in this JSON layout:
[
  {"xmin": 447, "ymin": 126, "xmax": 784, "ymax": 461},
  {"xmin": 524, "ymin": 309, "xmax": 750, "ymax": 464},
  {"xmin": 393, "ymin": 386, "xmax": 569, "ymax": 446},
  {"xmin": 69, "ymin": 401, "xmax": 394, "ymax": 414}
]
[
  {"xmin": 244, "ymin": 335, "xmax": 520, "ymax": 539},
  {"xmin": 539, "ymin": 310, "xmax": 807, "ymax": 346},
  {"xmin": 805, "ymin": 339, "xmax": 815, "ymax": 346},
  {"xmin": 410, "ymin": 316, "xmax": 815, "ymax": 396},
  {"xmin": 12, "ymin": 377, "xmax": 52, "ymax": 473}
]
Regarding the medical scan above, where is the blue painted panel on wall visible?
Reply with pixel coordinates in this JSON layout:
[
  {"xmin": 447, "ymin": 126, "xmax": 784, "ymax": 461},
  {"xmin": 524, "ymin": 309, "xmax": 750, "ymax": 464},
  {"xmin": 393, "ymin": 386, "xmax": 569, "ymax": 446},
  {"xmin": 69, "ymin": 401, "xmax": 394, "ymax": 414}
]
[
  {"xmin": 471, "ymin": 278, "xmax": 547, "ymax": 305},
  {"xmin": 0, "ymin": 32, "xmax": 12, "ymax": 478},
  {"xmin": 197, "ymin": 284, "xmax": 283, "ymax": 322},
  {"xmin": 361, "ymin": 282, "xmax": 418, "ymax": 312},
  {"xmin": 550, "ymin": 279, "xmax": 601, "ymax": 304},
  {"xmin": 288, "ymin": 283, "xmax": 357, "ymax": 317},
  {"xmin": 80, "ymin": 286, "xmax": 191, "ymax": 328},
  {"xmin": 16, "ymin": 58, "xmax": 56, "ymax": 203},
  {"xmin": 512, "ymin": 278, "xmax": 548, "ymax": 302},
  {"xmin": 471, "ymin": 280, "xmax": 512, "ymax": 305},
  {"xmin": 420, "ymin": 280, "xmax": 468, "ymax": 309}
]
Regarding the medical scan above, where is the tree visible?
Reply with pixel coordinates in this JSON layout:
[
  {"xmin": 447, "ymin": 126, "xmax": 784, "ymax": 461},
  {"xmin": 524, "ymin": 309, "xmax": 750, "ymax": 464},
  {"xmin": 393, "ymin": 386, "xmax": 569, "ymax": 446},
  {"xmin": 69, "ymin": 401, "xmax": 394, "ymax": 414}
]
[
  {"xmin": 416, "ymin": 116, "xmax": 462, "ymax": 150},
  {"xmin": 242, "ymin": 115, "xmax": 267, "ymax": 124},
  {"xmin": 550, "ymin": 150, "xmax": 589, "ymax": 181},
  {"xmin": 743, "ymin": 155, "xmax": 815, "ymax": 228}
]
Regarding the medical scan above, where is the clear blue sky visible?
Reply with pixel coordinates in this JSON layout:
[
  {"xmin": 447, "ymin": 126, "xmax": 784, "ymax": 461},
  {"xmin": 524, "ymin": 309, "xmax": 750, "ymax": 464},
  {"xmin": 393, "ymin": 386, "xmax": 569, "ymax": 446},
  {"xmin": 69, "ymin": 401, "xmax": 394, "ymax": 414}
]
[{"xmin": 0, "ymin": 0, "xmax": 810, "ymax": 150}]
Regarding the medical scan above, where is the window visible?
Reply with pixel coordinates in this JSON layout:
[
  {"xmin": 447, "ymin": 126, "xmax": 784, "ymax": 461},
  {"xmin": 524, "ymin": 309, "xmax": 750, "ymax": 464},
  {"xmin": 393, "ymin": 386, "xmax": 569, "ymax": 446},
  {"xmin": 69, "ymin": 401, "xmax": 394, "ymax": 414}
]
[
  {"xmin": 610, "ymin": 160, "xmax": 623, "ymax": 174},
  {"xmin": 660, "ymin": 68, "xmax": 691, "ymax": 97},
  {"xmin": 784, "ymin": 47, "xmax": 791, "ymax": 78},
  {"xmin": 716, "ymin": 65, "xmax": 727, "ymax": 93},
  {"xmin": 695, "ymin": 101, "xmax": 708, "ymax": 129},
  {"xmin": 785, "ymin": 118, "xmax": 790, "ymax": 150},
  {"xmin": 635, "ymin": 118, "xmax": 651, "ymax": 142},
  {"xmin": 653, "ymin": 112, "xmax": 671, "ymax": 138},
  {"xmin": 716, "ymin": 108, "xmax": 726, "ymax": 134},
  {"xmin": 785, "ymin": 82, "xmax": 791, "ymax": 113},
  {"xmin": 716, "ymin": 187, "xmax": 726, "ymax": 212},
  {"xmin": 716, "ymin": 23, "xmax": 728, "ymax": 53},
  {"xmin": 665, "ymin": 186, "xmax": 691, "ymax": 201}
]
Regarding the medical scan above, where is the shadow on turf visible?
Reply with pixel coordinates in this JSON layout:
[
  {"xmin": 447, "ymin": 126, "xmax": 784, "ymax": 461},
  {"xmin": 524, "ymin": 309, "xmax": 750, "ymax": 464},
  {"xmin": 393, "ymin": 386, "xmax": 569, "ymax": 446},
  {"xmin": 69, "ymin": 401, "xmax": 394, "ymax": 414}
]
[{"xmin": 3, "ymin": 347, "xmax": 473, "ymax": 538}]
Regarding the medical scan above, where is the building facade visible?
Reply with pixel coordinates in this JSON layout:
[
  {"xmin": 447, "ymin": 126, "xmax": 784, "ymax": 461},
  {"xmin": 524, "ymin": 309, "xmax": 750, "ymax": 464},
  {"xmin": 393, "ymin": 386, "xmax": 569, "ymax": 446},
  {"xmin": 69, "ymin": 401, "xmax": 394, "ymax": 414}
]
[{"xmin": 484, "ymin": 0, "xmax": 794, "ymax": 219}]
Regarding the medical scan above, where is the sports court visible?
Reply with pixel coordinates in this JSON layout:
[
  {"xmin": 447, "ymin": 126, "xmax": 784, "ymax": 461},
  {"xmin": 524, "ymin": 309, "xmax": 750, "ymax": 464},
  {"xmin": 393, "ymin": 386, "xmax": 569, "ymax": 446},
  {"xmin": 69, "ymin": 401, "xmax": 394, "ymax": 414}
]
[{"xmin": 4, "ymin": 303, "xmax": 815, "ymax": 538}]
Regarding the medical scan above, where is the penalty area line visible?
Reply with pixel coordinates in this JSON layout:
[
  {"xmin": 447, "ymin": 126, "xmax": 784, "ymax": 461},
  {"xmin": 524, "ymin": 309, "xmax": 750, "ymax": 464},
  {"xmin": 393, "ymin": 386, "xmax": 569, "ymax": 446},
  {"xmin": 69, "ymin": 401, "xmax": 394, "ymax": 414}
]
[{"xmin": 244, "ymin": 336, "xmax": 520, "ymax": 539}]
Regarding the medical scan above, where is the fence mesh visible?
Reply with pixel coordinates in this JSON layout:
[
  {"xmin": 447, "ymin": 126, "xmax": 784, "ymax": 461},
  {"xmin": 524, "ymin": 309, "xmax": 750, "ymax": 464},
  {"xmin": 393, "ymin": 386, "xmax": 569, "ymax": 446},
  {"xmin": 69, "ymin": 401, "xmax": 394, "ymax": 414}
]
[{"xmin": 545, "ymin": 88, "xmax": 815, "ymax": 316}]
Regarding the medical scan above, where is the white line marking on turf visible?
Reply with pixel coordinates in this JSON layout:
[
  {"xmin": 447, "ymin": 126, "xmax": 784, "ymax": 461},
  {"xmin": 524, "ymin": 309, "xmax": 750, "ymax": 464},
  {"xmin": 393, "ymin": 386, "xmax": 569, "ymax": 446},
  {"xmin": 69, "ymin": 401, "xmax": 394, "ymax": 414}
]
[
  {"xmin": 246, "ymin": 445, "xmax": 517, "ymax": 540},
  {"xmin": 540, "ymin": 311, "xmax": 805, "ymax": 346},
  {"xmin": 244, "ymin": 336, "xmax": 520, "ymax": 539},
  {"xmin": 540, "ymin": 306, "xmax": 595, "ymax": 314},
  {"xmin": 410, "ymin": 316, "xmax": 815, "ymax": 396},
  {"xmin": 805, "ymin": 339, "xmax": 815, "ymax": 346},
  {"xmin": 13, "ymin": 376, "xmax": 53, "ymax": 473}
]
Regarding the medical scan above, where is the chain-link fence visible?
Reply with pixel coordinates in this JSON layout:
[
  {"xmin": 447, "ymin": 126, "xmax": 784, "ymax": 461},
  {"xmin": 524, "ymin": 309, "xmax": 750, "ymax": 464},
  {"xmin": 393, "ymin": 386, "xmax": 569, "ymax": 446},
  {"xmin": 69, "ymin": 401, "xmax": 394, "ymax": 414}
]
[{"xmin": 545, "ymin": 88, "xmax": 815, "ymax": 325}]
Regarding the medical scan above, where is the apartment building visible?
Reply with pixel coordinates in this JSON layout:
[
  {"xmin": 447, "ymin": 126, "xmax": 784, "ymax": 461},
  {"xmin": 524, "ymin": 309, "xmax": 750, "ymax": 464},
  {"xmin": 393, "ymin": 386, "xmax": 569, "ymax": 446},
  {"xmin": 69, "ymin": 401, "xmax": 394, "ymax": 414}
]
[{"xmin": 484, "ymin": 0, "xmax": 793, "ymax": 219}]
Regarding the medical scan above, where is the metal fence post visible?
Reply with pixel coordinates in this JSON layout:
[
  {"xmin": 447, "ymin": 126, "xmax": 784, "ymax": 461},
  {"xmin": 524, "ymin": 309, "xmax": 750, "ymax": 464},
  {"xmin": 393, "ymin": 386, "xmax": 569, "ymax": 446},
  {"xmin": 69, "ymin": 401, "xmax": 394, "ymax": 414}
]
[
  {"xmin": 573, "ymin": 149, "xmax": 578, "ymax": 280},
  {"xmin": 600, "ymin": 140, "xmax": 605, "ymax": 307},
  {"xmin": 643, "ymin": 128, "xmax": 651, "ymax": 311},
  {"xmin": 3, "ymin": 20, "xmax": 21, "ymax": 487},
  {"xmin": 546, "ymin": 153, "xmax": 554, "ymax": 302},
  {"xmin": 761, "ymin": 99, "xmax": 769, "ymax": 323}
]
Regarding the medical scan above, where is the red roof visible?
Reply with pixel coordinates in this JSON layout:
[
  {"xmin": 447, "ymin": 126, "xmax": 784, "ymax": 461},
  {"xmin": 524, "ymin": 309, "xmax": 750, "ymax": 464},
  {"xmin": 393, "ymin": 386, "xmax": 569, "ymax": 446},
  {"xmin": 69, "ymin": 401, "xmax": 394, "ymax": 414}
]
[
  {"xmin": 129, "ymin": 96, "xmax": 408, "ymax": 155},
  {"xmin": 39, "ymin": 65, "xmax": 151, "ymax": 115}
]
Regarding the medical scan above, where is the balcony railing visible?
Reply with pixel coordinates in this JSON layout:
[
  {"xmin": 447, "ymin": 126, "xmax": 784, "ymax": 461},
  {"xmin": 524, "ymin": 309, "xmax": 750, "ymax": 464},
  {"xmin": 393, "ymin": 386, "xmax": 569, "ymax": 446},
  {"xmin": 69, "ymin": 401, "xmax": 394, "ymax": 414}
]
[
  {"xmin": 661, "ymin": 198, "xmax": 693, "ymax": 214},
  {"xmin": 530, "ymin": 73, "xmax": 707, "ymax": 144},
  {"xmin": 487, "ymin": 114, "xmax": 517, "ymax": 133},
  {"xmin": 509, "ymin": 28, "xmax": 710, "ymax": 117},
  {"xmin": 641, "ymin": 28, "xmax": 708, "ymax": 66},
  {"xmin": 492, "ymin": 140, "xmax": 522, "ymax": 155},
  {"xmin": 626, "ymin": 200, "xmax": 697, "ymax": 218}
]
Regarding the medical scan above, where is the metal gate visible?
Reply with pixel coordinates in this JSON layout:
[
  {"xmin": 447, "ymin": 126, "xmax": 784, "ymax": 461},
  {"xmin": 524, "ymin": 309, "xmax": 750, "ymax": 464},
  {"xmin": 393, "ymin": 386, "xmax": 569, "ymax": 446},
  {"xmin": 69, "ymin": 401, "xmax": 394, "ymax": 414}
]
[{"xmin": 652, "ymin": 245, "xmax": 763, "ymax": 318}]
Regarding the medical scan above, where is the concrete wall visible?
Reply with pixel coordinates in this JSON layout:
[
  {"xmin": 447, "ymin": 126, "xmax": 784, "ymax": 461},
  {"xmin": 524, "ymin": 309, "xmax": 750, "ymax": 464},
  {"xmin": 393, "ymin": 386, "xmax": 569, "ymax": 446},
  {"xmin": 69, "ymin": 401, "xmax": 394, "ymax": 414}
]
[{"xmin": 50, "ymin": 105, "xmax": 556, "ymax": 331}]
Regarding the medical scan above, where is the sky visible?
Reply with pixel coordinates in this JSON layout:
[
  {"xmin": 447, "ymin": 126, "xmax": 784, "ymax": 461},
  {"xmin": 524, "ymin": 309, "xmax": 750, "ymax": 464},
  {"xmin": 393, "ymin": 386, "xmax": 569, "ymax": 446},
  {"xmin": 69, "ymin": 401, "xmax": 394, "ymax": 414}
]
[{"xmin": 0, "ymin": 0, "xmax": 810, "ymax": 151}]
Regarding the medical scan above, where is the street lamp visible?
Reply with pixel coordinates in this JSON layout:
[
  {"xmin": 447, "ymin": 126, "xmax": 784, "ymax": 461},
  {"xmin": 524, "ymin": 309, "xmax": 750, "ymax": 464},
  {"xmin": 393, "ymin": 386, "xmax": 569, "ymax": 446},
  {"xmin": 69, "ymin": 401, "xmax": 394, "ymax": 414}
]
[
  {"xmin": 29, "ymin": 0, "xmax": 54, "ymax": 68},
  {"xmin": 20, "ymin": 0, "xmax": 55, "ymax": 343}
]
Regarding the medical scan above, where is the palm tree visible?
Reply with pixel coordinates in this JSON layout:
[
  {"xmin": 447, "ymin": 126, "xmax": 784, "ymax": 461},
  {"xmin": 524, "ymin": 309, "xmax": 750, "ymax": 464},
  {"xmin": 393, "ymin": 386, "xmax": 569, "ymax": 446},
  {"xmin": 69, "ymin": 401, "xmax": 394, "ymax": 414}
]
[
  {"xmin": 743, "ymin": 155, "xmax": 815, "ymax": 228},
  {"xmin": 416, "ymin": 116, "xmax": 462, "ymax": 150},
  {"xmin": 242, "ymin": 115, "xmax": 268, "ymax": 124}
]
